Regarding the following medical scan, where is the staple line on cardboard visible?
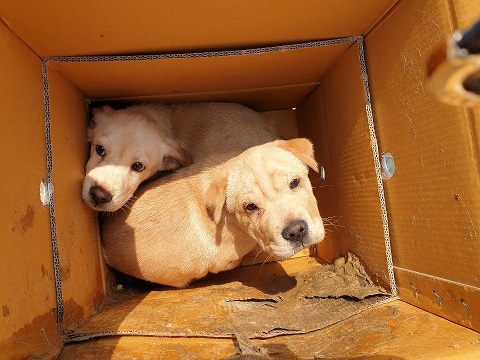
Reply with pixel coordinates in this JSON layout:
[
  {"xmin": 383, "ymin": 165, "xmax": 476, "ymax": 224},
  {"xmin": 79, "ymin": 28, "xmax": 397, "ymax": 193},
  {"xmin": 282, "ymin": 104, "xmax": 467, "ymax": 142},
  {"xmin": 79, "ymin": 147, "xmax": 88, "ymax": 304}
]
[
  {"xmin": 43, "ymin": 36, "xmax": 361, "ymax": 64},
  {"xmin": 41, "ymin": 36, "xmax": 398, "ymax": 336},
  {"xmin": 394, "ymin": 266, "xmax": 480, "ymax": 292},
  {"xmin": 41, "ymin": 58, "xmax": 65, "ymax": 331},
  {"xmin": 357, "ymin": 37, "xmax": 398, "ymax": 297}
]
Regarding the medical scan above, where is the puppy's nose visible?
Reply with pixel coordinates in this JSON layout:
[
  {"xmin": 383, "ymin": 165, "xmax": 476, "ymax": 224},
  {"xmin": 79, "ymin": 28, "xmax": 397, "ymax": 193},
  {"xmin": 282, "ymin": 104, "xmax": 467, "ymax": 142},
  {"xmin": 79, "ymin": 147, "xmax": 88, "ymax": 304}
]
[
  {"xmin": 89, "ymin": 186, "xmax": 113, "ymax": 205},
  {"xmin": 282, "ymin": 220, "xmax": 308, "ymax": 242}
]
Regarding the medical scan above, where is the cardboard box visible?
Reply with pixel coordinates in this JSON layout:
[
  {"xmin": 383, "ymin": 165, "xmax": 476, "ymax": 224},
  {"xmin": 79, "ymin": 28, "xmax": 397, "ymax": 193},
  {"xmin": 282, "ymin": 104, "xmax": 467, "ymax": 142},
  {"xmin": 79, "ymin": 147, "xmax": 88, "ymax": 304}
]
[{"xmin": 1, "ymin": 0, "xmax": 480, "ymax": 358}]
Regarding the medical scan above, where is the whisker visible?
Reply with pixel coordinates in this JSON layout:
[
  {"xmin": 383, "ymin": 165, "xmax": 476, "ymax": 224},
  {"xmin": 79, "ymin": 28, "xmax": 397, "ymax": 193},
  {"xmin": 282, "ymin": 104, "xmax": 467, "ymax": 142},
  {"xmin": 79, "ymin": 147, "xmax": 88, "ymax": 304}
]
[
  {"xmin": 322, "ymin": 216, "xmax": 342, "ymax": 223},
  {"xmin": 323, "ymin": 217, "xmax": 340, "ymax": 221},
  {"xmin": 324, "ymin": 223, "xmax": 341, "ymax": 232},
  {"xmin": 251, "ymin": 244, "xmax": 274, "ymax": 267},
  {"xmin": 260, "ymin": 251, "xmax": 276, "ymax": 273},
  {"xmin": 251, "ymin": 247, "xmax": 268, "ymax": 265}
]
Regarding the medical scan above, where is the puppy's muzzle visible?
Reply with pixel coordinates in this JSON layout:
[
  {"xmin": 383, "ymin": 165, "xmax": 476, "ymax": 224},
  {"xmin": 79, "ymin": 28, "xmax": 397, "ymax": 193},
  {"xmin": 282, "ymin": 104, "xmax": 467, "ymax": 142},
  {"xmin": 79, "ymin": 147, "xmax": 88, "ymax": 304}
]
[
  {"xmin": 89, "ymin": 185, "xmax": 113, "ymax": 206},
  {"xmin": 282, "ymin": 220, "xmax": 308, "ymax": 244}
]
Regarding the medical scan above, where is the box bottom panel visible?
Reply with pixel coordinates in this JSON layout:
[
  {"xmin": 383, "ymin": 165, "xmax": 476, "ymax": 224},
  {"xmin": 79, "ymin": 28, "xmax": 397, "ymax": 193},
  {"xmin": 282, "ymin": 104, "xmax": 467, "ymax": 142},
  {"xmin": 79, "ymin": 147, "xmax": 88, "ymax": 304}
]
[
  {"xmin": 59, "ymin": 300, "xmax": 480, "ymax": 359},
  {"xmin": 64, "ymin": 255, "xmax": 389, "ymax": 342},
  {"xmin": 59, "ymin": 256, "xmax": 480, "ymax": 358}
]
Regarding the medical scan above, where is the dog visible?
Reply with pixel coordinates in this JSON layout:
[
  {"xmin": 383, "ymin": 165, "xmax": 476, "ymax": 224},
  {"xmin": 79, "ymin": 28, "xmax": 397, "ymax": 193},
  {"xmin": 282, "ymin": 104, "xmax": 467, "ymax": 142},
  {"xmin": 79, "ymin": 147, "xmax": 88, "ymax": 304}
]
[
  {"xmin": 82, "ymin": 104, "xmax": 193, "ymax": 212},
  {"xmin": 101, "ymin": 138, "xmax": 325, "ymax": 287},
  {"xmin": 82, "ymin": 102, "xmax": 276, "ymax": 212}
]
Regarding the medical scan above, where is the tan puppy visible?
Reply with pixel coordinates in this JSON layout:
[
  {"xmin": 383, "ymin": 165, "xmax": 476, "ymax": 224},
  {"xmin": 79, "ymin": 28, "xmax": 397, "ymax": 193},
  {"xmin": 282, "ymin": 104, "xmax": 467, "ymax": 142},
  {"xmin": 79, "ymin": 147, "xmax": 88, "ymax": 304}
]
[
  {"xmin": 102, "ymin": 138, "xmax": 325, "ymax": 288},
  {"xmin": 83, "ymin": 102, "xmax": 276, "ymax": 212},
  {"xmin": 83, "ymin": 104, "xmax": 193, "ymax": 212}
]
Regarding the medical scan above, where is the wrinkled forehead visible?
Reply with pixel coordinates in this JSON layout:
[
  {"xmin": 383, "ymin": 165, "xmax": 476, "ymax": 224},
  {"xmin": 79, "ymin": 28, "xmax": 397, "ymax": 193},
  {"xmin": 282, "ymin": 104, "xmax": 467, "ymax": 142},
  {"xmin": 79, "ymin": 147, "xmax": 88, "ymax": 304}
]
[
  {"xmin": 228, "ymin": 147, "xmax": 308, "ymax": 198},
  {"xmin": 246, "ymin": 147, "xmax": 307, "ymax": 175}
]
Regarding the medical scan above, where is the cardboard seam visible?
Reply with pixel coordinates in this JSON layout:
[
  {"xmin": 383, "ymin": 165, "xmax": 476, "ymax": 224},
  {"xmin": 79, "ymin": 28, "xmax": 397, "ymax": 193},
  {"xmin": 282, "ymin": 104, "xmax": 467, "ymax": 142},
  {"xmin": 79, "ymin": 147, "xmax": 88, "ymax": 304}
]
[
  {"xmin": 466, "ymin": 108, "xmax": 480, "ymax": 186},
  {"xmin": 41, "ymin": 37, "xmax": 360, "ymax": 63},
  {"xmin": 0, "ymin": 17, "xmax": 43, "ymax": 60},
  {"xmin": 85, "ymin": 82, "xmax": 321, "ymax": 104},
  {"xmin": 365, "ymin": 0, "xmax": 401, "ymax": 39},
  {"xmin": 357, "ymin": 38, "xmax": 397, "ymax": 296},
  {"xmin": 41, "ymin": 59, "xmax": 65, "ymax": 334}
]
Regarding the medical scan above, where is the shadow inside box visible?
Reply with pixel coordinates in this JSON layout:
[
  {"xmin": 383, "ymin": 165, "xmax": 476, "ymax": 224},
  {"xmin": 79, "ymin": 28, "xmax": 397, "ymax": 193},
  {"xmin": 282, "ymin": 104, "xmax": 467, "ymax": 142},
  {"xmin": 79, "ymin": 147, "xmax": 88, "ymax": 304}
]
[
  {"xmin": 111, "ymin": 258, "xmax": 299, "ymax": 295},
  {"xmin": 63, "ymin": 260, "xmax": 302, "ymax": 342}
]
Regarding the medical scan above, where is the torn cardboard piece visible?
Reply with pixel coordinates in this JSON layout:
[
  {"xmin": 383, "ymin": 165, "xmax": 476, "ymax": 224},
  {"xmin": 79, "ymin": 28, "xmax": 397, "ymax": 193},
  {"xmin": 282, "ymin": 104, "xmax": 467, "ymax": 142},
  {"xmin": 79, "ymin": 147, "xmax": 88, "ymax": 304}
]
[
  {"xmin": 223, "ymin": 253, "xmax": 389, "ymax": 339},
  {"xmin": 295, "ymin": 251, "xmax": 389, "ymax": 300},
  {"xmin": 66, "ymin": 254, "xmax": 390, "ymax": 343}
]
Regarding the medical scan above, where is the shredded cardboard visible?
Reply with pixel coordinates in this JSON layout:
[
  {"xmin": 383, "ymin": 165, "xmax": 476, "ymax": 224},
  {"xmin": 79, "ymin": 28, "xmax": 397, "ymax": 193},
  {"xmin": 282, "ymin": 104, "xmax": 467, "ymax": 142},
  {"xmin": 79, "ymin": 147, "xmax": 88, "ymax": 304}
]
[
  {"xmin": 66, "ymin": 254, "xmax": 389, "ymax": 343},
  {"xmin": 222, "ymin": 253, "xmax": 388, "ymax": 339}
]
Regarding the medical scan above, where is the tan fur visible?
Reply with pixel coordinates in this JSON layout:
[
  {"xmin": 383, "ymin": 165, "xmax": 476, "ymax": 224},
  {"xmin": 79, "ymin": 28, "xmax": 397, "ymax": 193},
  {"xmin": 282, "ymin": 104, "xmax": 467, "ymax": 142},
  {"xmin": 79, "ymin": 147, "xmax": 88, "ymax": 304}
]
[
  {"xmin": 82, "ymin": 102, "xmax": 276, "ymax": 212},
  {"xmin": 168, "ymin": 102, "xmax": 277, "ymax": 161},
  {"xmin": 82, "ymin": 104, "xmax": 193, "ymax": 212},
  {"xmin": 101, "ymin": 139, "xmax": 325, "ymax": 288}
]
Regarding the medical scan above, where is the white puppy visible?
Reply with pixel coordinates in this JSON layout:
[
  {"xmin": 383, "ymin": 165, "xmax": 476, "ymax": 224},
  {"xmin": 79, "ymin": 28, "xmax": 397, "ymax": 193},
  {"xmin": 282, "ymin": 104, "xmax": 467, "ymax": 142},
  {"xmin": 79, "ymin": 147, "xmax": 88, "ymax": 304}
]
[{"xmin": 83, "ymin": 104, "xmax": 193, "ymax": 212}]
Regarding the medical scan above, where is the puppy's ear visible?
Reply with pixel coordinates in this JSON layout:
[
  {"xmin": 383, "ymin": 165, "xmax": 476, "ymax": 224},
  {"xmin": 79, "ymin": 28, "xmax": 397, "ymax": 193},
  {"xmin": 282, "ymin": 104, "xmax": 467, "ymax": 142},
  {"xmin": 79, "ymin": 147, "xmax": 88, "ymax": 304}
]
[
  {"xmin": 205, "ymin": 175, "xmax": 228, "ymax": 224},
  {"xmin": 88, "ymin": 105, "xmax": 114, "ymax": 141},
  {"xmin": 274, "ymin": 138, "xmax": 319, "ymax": 173},
  {"xmin": 162, "ymin": 141, "xmax": 194, "ymax": 171},
  {"xmin": 87, "ymin": 122, "xmax": 96, "ymax": 142},
  {"xmin": 91, "ymin": 105, "xmax": 114, "ymax": 118}
]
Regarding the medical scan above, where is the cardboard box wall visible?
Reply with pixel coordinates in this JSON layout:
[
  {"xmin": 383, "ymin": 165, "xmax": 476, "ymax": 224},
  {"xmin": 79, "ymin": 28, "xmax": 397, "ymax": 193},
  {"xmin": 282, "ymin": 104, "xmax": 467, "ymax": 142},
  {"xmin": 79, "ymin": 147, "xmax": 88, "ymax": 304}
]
[{"xmin": 1, "ymin": 0, "xmax": 480, "ymax": 358}]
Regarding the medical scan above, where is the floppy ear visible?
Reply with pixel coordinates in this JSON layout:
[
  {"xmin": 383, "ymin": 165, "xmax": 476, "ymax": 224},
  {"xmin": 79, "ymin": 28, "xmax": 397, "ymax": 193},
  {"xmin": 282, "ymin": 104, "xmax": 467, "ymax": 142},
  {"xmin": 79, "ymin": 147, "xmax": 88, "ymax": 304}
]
[
  {"xmin": 205, "ymin": 175, "xmax": 228, "ymax": 224},
  {"xmin": 162, "ymin": 140, "xmax": 194, "ymax": 171},
  {"xmin": 273, "ymin": 138, "xmax": 319, "ymax": 173},
  {"xmin": 86, "ymin": 122, "xmax": 96, "ymax": 142},
  {"xmin": 91, "ymin": 105, "xmax": 114, "ymax": 118},
  {"xmin": 88, "ymin": 105, "xmax": 114, "ymax": 141}
]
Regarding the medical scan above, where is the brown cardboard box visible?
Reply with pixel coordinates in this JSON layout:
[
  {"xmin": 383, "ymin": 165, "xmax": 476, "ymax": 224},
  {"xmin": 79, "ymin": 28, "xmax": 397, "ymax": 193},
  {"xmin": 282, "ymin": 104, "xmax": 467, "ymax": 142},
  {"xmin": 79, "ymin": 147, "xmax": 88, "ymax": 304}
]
[{"xmin": 1, "ymin": 0, "xmax": 480, "ymax": 358}]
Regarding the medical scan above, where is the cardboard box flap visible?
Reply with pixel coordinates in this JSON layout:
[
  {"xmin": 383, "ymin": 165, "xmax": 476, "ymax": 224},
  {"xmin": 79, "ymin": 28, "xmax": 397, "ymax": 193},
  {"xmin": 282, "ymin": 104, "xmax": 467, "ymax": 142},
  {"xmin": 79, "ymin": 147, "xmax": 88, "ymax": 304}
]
[
  {"xmin": 366, "ymin": 0, "xmax": 480, "ymax": 288},
  {"xmin": 0, "ymin": 0, "xmax": 398, "ymax": 57},
  {"xmin": 0, "ymin": 20, "xmax": 62, "ymax": 358},
  {"xmin": 362, "ymin": 0, "xmax": 480, "ymax": 331},
  {"xmin": 49, "ymin": 40, "xmax": 354, "ymax": 109}
]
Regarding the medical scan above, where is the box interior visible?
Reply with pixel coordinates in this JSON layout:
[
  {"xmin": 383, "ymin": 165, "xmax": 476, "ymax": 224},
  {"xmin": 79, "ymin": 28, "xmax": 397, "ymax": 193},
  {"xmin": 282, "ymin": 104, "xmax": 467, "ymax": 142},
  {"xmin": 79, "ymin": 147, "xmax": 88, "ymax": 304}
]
[{"xmin": 2, "ymin": 0, "xmax": 480, "ymax": 358}]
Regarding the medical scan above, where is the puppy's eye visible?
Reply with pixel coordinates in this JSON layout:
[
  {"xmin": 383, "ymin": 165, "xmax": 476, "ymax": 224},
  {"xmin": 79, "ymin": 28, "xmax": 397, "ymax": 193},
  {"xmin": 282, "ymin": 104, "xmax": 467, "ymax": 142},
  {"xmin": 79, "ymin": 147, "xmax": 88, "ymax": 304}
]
[
  {"xmin": 96, "ymin": 145, "xmax": 106, "ymax": 157},
  {"xmin": 245, "ymin": 203, "xmax": 259, "ymax": 212},
  {"xmin": 132, "ymin": 162, "xmax": 145, "ymax": 172},
  {"xmin": 290, "ymin": 178, "xmax": 300, "ymax": 189}
]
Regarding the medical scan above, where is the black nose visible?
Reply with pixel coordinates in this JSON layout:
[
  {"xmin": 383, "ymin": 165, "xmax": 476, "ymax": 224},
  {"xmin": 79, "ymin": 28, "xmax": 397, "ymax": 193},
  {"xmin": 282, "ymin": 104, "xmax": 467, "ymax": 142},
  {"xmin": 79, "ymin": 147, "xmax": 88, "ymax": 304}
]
[
  {"xmin": 282, "ymin": 220, "xmax": 308, "ymax": 242},
  {"xmin": 89, "ymin": 186, "xmax": 113, "ymax": 205}
]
